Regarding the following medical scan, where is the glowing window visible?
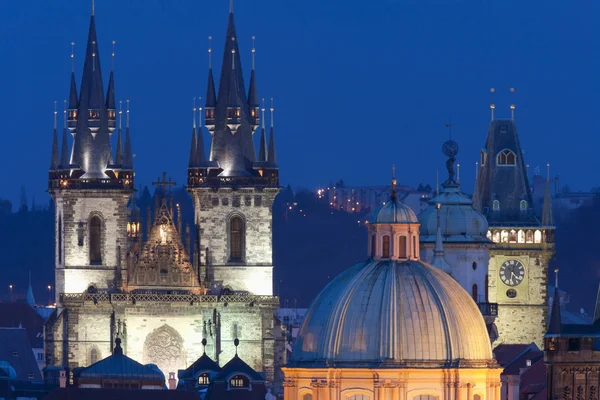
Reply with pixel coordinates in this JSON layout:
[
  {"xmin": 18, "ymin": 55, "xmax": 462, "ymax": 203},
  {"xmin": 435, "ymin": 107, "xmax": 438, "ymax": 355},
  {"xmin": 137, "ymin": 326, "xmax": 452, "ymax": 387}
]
[
  {"xmin": 493, "ymin": 200, "xmax": 500, "ymax": 211},
  {"xmin": 230, "ymin": 375, "xmax": 249, "ymax": 388},
  {"xmin": 497, "ymin": 149, "xmax": 517, "ymax": 165},
  {"xmin": 89, "ymin": 216, "xmax": 102, "ymax": 264},
  {"xmin": 526, "ymin": 230, "xmax": 534, "ymax": 243},
  {"xmin": 518, "ymin": 230, "xmax": 525, "ymax": 243},
  {"xmin": 534, "ymin": 230, "xmax": 542, "ymax": 243},
  {"xmin": 198, "ymin": 373, "xmax": 210, "ymax": 385},
  {"xmin": 501, "ymin": 230, "xmax": 508, "ymax": 243},
  {"xmin": 398, "ymin": 236, "xmax": 407, "ymax": 258},
  {"xmin": 230, "ymin": 216, "xmax": 244, "ymax": 262},
  {"xmin": 382, "ymin": 235, "xmax": 390, "ymax": 258}
]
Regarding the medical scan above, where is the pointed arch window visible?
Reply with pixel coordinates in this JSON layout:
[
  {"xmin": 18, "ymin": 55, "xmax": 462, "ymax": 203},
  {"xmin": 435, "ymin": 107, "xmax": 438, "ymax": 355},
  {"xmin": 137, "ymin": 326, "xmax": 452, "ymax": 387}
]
[
  {"xmin": 229, "ymin": 216, "xmax": 244, "ymax": 262},
  {"xmin": 89, "ymin": 216, "xmax": 102, "ymax": 264},
  {"xmin": 493, "ymin": 200, "xmax": 500, "ymax": 211},
  {"xmin": 497, "ymin": 149, "xmax": 516, "ymax": 165},
  {"xmin": 382, "ymin": 235, "xmax": 390, "ymax": 258},
  {"xmin": 90, "ymin": 347, "xmax": 99, "ymax": 365}
]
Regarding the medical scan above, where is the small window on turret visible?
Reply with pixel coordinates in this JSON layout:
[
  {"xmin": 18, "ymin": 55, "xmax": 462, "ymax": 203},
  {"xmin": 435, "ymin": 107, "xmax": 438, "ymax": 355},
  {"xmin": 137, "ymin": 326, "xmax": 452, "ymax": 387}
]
[
  {"xmin": 497, "ymin": 150, "xmax": 516, "ymax": 166},
  {"xmin": 520, "ymin": 200, "xmax": 527, "ymax": 211},
  {"xmin": 493, "ymin": 200, "xmax": 500, "ymax": 211}
]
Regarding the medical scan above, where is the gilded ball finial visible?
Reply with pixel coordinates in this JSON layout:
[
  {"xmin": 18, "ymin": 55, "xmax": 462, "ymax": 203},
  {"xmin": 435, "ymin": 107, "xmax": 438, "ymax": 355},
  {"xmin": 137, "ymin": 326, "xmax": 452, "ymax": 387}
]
[
  {"xmin": 490, "ymin": 88, "xmax": 495, "ymax": 93},
  {"xmin": 510, "ymin": 87, "xmax": 515, "ymax": 93}
]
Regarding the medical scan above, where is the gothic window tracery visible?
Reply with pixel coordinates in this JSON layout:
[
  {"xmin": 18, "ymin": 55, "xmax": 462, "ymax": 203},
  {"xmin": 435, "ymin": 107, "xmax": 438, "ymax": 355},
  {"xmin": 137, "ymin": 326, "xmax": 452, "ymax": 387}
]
[{"xmin": 497, "ymin": 149, "xmax": 516, "ymax": 165}]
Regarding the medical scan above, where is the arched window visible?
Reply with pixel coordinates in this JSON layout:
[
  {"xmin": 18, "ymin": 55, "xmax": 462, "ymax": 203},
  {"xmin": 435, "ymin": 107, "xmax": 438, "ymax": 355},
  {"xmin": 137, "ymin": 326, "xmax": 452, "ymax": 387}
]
[
  {"xmin": 398, "ymin": 236, "xmax": 407, "ymax": 258},
  {"xmin": 382, "ymin": 235, "xmax": 390, "ymax": 258},
  {"xmin": 472, "ymin": 284, "xmax": 478, "ymax": 302},
  {"xmin": 58, "ymin": 215, "xmax": 62, "ymax": 264},
  {"xmin": 230, "ymin": 216, "xmax": 244, "ymax": 262},
  {"xmin": 526, "ymin": 230, "xmax": 534, "ymax": 243},
  {"xmin": 534, "ymin": 230, "xmax": 542, "ymax": 243},
  {"xmin": 90, "ymin": 348, "xmax": 99, "ymax": 365},
  {"xmin": 472, "ymin": 262, "xmax": 477, "ymax": 270},
  {"xmin": 497, "ymin": 149, "xmax": 516, "ymax": 165},
  {"xmin": 229, "ymin": 374, "xmax": 249, "ymax": 389},
  {"xmin": 412, "ymin": 236, "xmax": 416, "ymax": 257},
  {"xmin": 370, "ymin": 235, "xmax": 376, "ymax": 258},
  {"xmin": 302, "ymin": 394, "xmax": 313, "ymax": 400},
  {"xmin": 518, "ymin": 230, "xmax": 525, "ymax": 243},
  {"xmin": 349, "ymin": 396, "xmax": 370, "ymax": 400},
  {"xmin": 198, "ymin": 373, "xmax": 210, "ymax": 385},
  {"xmin": 493, "ymin": 200, "xmax": 500, "ymax": 211},
  {"xmin": 89, "ymin": 216, "xmax": 102, "ymax": 264},
  {"xmin": 501, "ymin": 230, "xmax": 508, "ymax": 243},
  {"xmin": 520, "ymin": 200, "xmax": 528, "ymax": 211}
]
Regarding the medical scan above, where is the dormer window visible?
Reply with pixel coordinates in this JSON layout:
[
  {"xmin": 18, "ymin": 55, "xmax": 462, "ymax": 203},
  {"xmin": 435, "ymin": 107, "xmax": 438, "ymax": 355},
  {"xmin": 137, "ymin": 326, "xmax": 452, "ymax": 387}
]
[
  {"xmin": 88, "ymin": 110, "xmax": 100, "ymax": 120},
  {"xmin": 198, "ymin": 373, "xmax": 210, "ymax": 385},
  {"xmin": 205, "ymin": 108, "xmax": 215, "ymax": 120},
  {"xmin": 520, "ymin": 200, "xmax": 527, "ymax": 211},
  {"xmin": 497, "ymin": 149, "xmax": 516, "ymax": 165},
  {"xmin": 229, "ymin": 374, "xmax": 249, "ymax": 389},
  {"xmin": 493, "ymin": 200, "xmax": 500, "ymax": 211}
]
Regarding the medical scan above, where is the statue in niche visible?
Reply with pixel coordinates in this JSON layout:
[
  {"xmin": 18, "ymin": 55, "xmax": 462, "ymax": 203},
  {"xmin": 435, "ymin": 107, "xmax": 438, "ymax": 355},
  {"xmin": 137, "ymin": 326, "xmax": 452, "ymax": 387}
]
[{"xmin": 159, "ymin": 224, "xmax": 168, "ymax": 244}]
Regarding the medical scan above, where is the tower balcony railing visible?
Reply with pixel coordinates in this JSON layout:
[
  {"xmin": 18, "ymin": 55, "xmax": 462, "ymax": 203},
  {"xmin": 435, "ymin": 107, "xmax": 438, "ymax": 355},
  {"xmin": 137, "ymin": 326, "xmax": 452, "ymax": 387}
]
[
  {"xmin": 477, "ymin": 302, "xmax": 498, "ymax": 317},
  {"xmin": 60, "ymin": 292, "xmax": 280, "ymax": 306}
]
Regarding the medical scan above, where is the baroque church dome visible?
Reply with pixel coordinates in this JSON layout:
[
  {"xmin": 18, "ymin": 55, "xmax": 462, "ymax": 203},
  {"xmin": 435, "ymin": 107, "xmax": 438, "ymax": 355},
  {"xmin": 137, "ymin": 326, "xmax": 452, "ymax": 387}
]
[
  {"xmin": 369, "ymin": 198, "xmax": 418, "ymax": 224},
  {"xmin": 291, "ymin": 258, "xmax": 493, "ymax": 366},
  {"xmin": 291, "ymin": 172, "xmax": 494, "ymax": 368}
]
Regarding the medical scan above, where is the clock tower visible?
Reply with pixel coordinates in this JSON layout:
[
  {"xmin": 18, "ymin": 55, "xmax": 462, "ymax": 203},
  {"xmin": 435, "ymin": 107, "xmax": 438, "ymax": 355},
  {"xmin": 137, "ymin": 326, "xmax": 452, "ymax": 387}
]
[{"xmin": 474, "ymin": 116, "xmax": 555, "ymax": 348}]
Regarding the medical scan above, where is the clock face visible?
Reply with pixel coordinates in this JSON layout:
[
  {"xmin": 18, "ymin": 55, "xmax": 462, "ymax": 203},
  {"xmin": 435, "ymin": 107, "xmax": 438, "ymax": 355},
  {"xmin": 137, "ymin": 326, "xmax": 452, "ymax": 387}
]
[{"xmin": 499, "ymin": 259, "xmax": 525, "ymax": 287}]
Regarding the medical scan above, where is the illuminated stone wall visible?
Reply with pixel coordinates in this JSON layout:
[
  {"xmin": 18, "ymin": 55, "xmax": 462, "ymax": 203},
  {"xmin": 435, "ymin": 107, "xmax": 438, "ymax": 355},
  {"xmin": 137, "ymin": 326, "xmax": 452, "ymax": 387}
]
[
  {"xmin": 189, "ymin": 187, "xmax": 279, "ymax": 296},
  {"xmin": 52, "ymin": 190, "xmax": 130, "ymax": 300},
  {"xmin": 488, "ymin": 247, "xmax": 553, "ymax": 348},
  {"xmin": 45, "ymin": 297, "xmax": 284, "ymax": 390}
]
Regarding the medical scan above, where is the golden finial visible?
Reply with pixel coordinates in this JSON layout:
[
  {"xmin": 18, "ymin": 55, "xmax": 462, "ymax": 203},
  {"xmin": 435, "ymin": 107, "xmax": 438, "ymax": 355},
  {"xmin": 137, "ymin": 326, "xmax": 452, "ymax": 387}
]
[
  {"xmin": 510, "ymin": 88, "xmax": 516, "ymax": 120},
  {"xmin": 198, "ymin": 97, "xmax": 203, "ymax": 129},
  {"xmin": 230, "ymin": 0, "xmax": 233, "ymax": 13},
  {"xmin": 63, "ymin": 100, "xmax": 67, "ymax": 126},
  {"xmin": 54, "ymin": 101, "xmax": 58, "ymax": 130},
  {"xmin": 547, "ymin": 163, "xmax": 551, "ymax": 183},
  {"xmin": 261, "ymin": 98, "xmax": 266, "ymax": 129},
  {"xmin": 112, "ymin": 40, "xmax": 116, "ymax": 72},
  {"xmin": 119, "ymin": 101, "xmax": 123, "ymax": 130},
  {"xmin": 92, "ymin": 40, "xmax": 97, "ymax": 72},
  {"xmin": 70, "ymin": 42, "xmax": 75, "ymax": 73},
  {"xmin": 270, "ymin": 97, "xmax": 275, "ymax": 128},
  {"xmin": 456, "ymin": 163, "xmax": 460, "ymax": 183},
  {"xmin": 489, "ymin": 88, "xmax": 495, "ymax": 121},
  {"xmin": 231, "ymin": 48, "xmax": 236, "ymax": 70},
  {"xmin": 192, "ymin": 97, "xmax": 197, "ymax": 129},
  {"xmin": 208, "ymin": 36, "xmax": 213, "ymax": 69},
  {"xmin": 126, "ymin": 100, "xmax": 130, "ymax": 128},
  {"xmin": 91, "ymin": 0, "xmax": 95, "ymax": 16},
  {"xmin": 252, "ymin": 36, "xmax": 256, "ymax": 70},
  {"xmin": 554, "ymin": 268, "xmax": 559, "ymax": 288},
  {"xmin": 391, "ymin": 164, "xmax": 397, "ymax": 200}
]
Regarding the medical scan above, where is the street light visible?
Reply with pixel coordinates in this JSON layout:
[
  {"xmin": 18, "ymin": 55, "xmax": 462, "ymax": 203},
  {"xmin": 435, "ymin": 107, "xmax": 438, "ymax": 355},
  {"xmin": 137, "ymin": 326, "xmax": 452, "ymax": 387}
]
[{"xmin": 9, "ymin": 285, "xmax": 13, "ymax": 303}]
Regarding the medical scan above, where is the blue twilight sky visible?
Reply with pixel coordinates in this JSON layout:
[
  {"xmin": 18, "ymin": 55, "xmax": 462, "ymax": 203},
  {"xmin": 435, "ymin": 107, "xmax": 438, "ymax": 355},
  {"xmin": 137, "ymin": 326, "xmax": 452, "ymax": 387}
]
[{"xmin": 0, "ymin": 0, "xmax": 598, "ymax": 205}]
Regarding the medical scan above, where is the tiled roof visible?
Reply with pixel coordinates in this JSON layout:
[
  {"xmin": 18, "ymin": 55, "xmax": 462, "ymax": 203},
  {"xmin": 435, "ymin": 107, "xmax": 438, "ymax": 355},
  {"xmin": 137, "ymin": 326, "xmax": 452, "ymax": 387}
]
[
  {"xmin": 45, "ymin": 388, "xmax": 198, "ymax": 400},
  {"xmin": 0, "ymin": 328, "xmax": 42, "ymax": 382},
  {"xmin": 214, "ymin": 354, "xmax": 264, "ymax": 382},
  {"xmin": 0, "ymin": 303, "xmax": 45, "ymax": 348},
  {"xmin": 493, "ymin": 343, "xmax": 536, "ymax": 367}
]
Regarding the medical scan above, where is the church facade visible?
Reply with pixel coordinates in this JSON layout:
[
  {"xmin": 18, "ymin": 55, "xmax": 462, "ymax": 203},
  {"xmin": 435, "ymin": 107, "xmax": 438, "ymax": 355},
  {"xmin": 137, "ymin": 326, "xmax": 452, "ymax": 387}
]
[{"xmin": 45, "ymin": 5, "xmax": 284, "ymax": 391}]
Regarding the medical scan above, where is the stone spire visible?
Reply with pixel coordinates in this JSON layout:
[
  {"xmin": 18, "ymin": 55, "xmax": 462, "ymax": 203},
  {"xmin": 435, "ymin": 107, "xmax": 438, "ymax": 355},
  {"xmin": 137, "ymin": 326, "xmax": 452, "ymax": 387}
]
[
  {"xmin": 430, "ymin": 204, "xmax": 453, "ymax": 275},
  {"xmin": 26, "ymin": 271, "xmax": 35, "ymax": 307}
]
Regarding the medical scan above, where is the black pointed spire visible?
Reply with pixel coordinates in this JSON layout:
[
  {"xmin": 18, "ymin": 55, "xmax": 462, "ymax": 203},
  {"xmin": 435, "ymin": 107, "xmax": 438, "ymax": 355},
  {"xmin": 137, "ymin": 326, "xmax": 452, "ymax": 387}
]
[
  {"xmin": 123, "ymin": 101, "xmax": 133, "ymax": 168},
  {"xmin": 60, "ymin": 113, "xmax": 70, "ymax": 169},
  {"xmin": 268, "ymin": 99, "xmax": 277, "ymax": 165},
  {"xmin": 189, "ymin": 99, "xmax": 198, "ymax": 168},
  {"xmin": 106, "ymin": 71, "xmax": 116, "ymax": 110},
  {"xmin": 79, "ymin": 13, "xmax": 105, "ymax": 112},
  {"xmin": 115, "ymin": 101, "xmax": 123, "ymax": 165},
  {"xmin": 547, "ymin": 270, "xmax": 562, "ymax": 335},
  {"xmin": 258, "ymin": 129, "xmax": 267, "ymax": 162},
  {"xmin": 196, "ymin": 106, "xmax": 206, "ymax": 164},
  {"xmin": 206, "ymin": 69, "xmax": 217, "ymax": 109},
  {"xmin": 50, "ymin": 104, "xmax": 60, "ymax": 170},
  {"xmin": 69, "ymin": 72, "xmax": 78, "ymax": 110}
]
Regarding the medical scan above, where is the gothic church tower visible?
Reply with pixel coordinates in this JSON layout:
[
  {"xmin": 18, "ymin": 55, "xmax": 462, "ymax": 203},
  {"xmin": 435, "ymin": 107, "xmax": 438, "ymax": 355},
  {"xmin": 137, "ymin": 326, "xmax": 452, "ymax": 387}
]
[
  {"xmin": 474, "ymin": 116, "xmax": 554, "ymax": 348},
  {"xmin": 48, "ymin": 5, "xmax": 134, "ymax": 302},
  {"xmin": 187, "ymin": 7, "xmax": 279, "ymax": 296}
]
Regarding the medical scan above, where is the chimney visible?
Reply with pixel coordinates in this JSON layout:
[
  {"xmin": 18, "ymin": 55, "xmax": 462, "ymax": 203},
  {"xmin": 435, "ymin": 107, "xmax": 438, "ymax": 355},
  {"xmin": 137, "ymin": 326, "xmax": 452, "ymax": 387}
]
[{"xmin": 168, "ymin": 372, "xmax": 177, "ymax": 390}]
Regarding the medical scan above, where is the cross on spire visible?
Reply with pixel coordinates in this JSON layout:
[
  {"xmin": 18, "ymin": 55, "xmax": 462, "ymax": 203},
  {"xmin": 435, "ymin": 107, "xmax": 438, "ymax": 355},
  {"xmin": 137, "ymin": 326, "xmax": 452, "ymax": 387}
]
[{"xmin": 152, "ymin": 172, "xmax": 177, "ymax": 193}]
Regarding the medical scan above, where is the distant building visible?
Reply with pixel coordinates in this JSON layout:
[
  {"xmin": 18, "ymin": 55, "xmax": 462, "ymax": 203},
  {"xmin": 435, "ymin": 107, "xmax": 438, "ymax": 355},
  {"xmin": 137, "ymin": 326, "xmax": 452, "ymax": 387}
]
[
  {"xmin": 0, "ymin": 328, "xmax": 46, "ymax": 399},
  {"xmin": 0, "ymin": 303, "xmax": 45, "ymax": 371},
  {"xmin": 545, "ymin": 286, "xmax": 600, "ymax": 400},
  {"xmin": 320, "ymin": 185, "xmax": 430, "ymax": 214},
  {"xmin": 493, "ymin": 343, "xmax": 544, "ymax": 400}
]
